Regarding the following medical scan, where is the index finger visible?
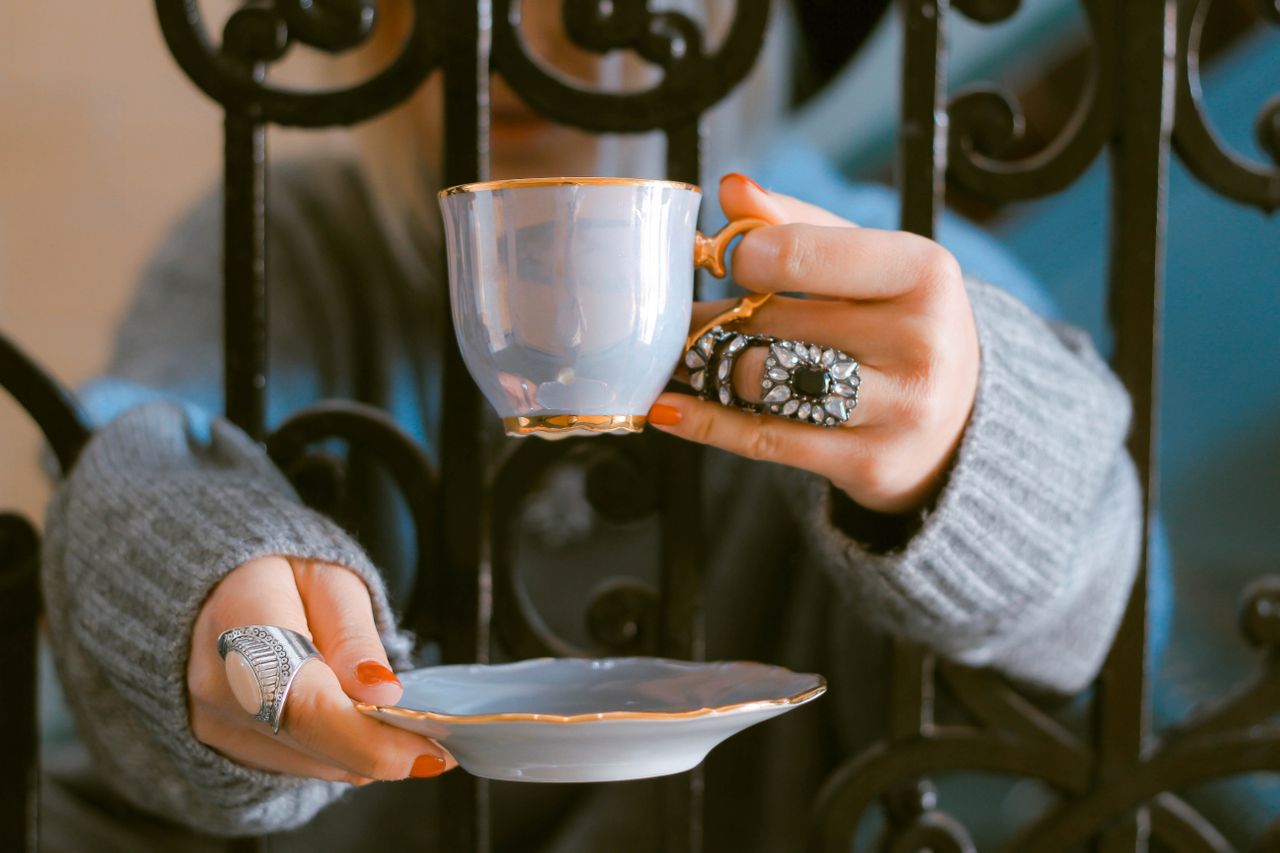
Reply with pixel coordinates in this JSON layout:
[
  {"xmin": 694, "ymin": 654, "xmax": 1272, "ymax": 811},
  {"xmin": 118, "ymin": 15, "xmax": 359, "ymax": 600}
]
[
  {"xmin": 733, "ymin": 224, "xmax": 958, "ymax": 302},
  {"xmin": 719, "ymin": 173, "xmax": 958, "ymax": 302},
  {"xmin": 280, "ymin": 659, "xmax": 453, "ymax": 781}
]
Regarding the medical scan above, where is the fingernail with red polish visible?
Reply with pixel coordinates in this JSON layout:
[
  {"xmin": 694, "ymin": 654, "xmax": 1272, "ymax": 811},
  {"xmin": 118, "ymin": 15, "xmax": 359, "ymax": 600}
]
[
  {"xmin": 721, "ymin": 172, "xmax": 764, "ymax": 194},
  {"xmin": 411, "ymin": 754, "xmax": 447, "ymax": 778},
  {"xmin": 356, "ymin": 661, "xmax": 402, "ymax": 688},
  {"xmin": 648, "ymin": 404, "xmax": 682, "ymax": 427}
]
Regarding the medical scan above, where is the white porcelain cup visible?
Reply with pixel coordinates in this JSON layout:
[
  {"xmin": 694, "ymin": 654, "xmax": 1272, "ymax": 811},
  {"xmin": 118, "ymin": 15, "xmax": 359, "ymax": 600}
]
[{"xmin": 439, "ymin": 177, "xmax": 764, "ymax": 439}]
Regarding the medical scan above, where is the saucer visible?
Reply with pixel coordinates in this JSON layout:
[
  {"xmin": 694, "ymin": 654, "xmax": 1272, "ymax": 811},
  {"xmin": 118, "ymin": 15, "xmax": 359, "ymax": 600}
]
[{"xmin": 356, "ymin": 657, "xmax": 825, "ymax": 783}]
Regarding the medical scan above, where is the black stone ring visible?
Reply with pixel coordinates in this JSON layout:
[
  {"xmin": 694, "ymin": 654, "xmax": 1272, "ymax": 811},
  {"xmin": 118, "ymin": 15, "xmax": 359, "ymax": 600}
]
[{"xmin": 684, "ymin": 327, "xmax": 860, "ymax": 427}]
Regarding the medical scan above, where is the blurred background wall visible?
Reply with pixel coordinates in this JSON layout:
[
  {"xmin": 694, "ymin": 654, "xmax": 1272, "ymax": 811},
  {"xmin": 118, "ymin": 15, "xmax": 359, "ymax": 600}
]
[
  {"xmin": 0, "ymin": 1, "xmax": 335, "ymax": 525},
  {"xmin": 1, "ymin": 3, "xmax": 223, "ymax": 523}
]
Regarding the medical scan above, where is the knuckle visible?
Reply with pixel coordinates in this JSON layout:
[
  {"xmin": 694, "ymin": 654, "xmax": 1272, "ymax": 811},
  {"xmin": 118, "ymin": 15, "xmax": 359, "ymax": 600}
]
[
  {"xmin": 895, "ymin": 342, "xmax": 958, "ymax": 433},
  {"xmin": 324, "ymin": 623, "xmax": 382, "ymax": 661},
  {"xmin": 891, "ymin": 371, "xmax": 934, "ymax": 429},
  {"xmin": 772, "ymin": 227, "xmax": 813, "ymax": 283},
  {"xmin": 688, "ymin": 408, "xmax": 719, "ymax": 446},
  {"xmin": 916, "ymin": 243, "xmax": 962, "ymax": 293},
  {"xmin": 358, "ymin": 747, "xmax": 410, "ymax": 781},
  {"xmin": 281, "ymin": 683, "xmax": 323, "ymax": 740},
  {"xmin": 852, "ymin": 451, "xmax": 900, "ymax": 499},
  {"xmin": 743, "ymin": 421, "xmax": 782, "ymax": 462},
  {"xmin": 909, "ymin": 315, "xmax": 949, "ymax": 361}
]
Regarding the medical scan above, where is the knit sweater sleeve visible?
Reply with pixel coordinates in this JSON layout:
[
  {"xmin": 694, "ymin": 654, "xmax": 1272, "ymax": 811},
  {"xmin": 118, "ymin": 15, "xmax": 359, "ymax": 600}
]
[
  {"xmin": 42, "ymin": 403, "xmax": 413, "ymax": 835},
  {"xmin": 798, "ymin": 279, "xmax": 1141, "ymax": 694},
  {"xmin": 40, "ymin": 163, "xmax": 408, "ymax": 835}
]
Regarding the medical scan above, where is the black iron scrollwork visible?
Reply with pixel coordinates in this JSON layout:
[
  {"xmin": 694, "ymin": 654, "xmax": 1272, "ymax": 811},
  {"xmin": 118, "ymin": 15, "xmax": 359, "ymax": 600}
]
[
  {"xmin": 491, "ymin": 0, "xmax": 770, "ymax": 133},
  {"xmin": 0, "ymin": 333, "xmax": 91, "ymax": 475},
  {"xmin": 490, "ymin": 438, "xmax": 662, "ymax": 660},
  {"xmin": 947, "ymin": 0, "xmax": 1114, "ymax": 201},
  {"xmin": 1173, "ymin": 0, "xmax": 1280, "ymax": 213},
  {"xmin": 154, "ymin": 0, "xmax": 438, "ymax": 126},
  {"xmin": 266, "ymin": 400, "xmax": 439, "ymax": 636},
  {"xmin": 811, "ymin": 662, "xmax": 1091, "ymax": 851},
  {"xmin": 812, "ymin": 647, "xmax": 1277, "ymax": 851}
]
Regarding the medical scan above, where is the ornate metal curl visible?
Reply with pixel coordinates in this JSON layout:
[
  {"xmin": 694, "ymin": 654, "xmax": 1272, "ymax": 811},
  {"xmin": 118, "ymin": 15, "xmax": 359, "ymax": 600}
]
[
  {"xmin": 1172, "ymin": 0, "xmax": 1280, "ymax": 213},
  {"xmin": 884, "ymin": 811, "xmax": 976, "ymax": 853},
  {"xmin": 491, "ymin": 0, "xmax": 770, "ymax": 133},
  {"xmin": 266, "ymin": 400, "xmax": 439, "ymax": 634},
  {"xmin": 153, "ymin": 0, "xmax": 439, "ymax": 126},
  {"xmin": 811, "ymin": 727, "xmax": 1089, "ymax": 851},
  {"xmin": 490, "ymin": 437, "xmax": 661, "ymax": 660},
  {"xmin": 952, "ymin": 0, "xmax": 1022, "ymax": 25},
  {"xmin": 1008, "ymin": 729, "xmax": 1280, "ymax": 850},
  {"xmin": 0, "ymin": 332, "xmax": 91, "ymax": 475},
  {"xmin": 946, "ymin": 0, "xmax": 1115, "ymax": 201},
  {"xmin": 811, "ymin": 659, "xmax": 1091, "ymax": 851},
  {"xmin": 1148, "ymin": 793, "xmax": 1235, "ymax": 853},
  {"xmin": 813, "ymin": 574, "xmax": 1280, "ymax": 851}
]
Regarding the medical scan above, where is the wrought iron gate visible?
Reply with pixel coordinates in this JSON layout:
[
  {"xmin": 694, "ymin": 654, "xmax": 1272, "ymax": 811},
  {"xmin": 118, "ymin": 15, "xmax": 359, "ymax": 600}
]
[{"xmin": 2, "ymin": 1, "xmax": 1278, "ymax": 850}]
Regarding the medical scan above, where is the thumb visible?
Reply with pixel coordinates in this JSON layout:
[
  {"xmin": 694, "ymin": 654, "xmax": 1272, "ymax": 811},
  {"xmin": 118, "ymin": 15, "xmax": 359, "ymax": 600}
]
[
  {"xmin": 718, "ymin": 172, "xmax": 857, "ymax": 228},
  {"xmin": 290, "ymin": 559, "xmax": 405, "ymax": 707}
]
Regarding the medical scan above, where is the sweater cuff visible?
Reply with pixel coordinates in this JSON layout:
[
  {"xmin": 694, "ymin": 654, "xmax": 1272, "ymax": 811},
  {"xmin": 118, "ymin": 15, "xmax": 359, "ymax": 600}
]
[
  {"xmin": 45, "ymin": 402, "xmax": 409, "ymax": 834},
  {"xmin": 800, "ymin": 279, "xmax": 1133, "ymax": 660}
]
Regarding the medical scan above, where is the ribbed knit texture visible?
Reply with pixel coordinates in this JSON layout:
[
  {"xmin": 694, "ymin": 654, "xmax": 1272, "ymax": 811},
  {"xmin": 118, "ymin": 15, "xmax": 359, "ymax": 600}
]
[
  {"xmin": 43, "ymin": 404, "xmax": 413, "ymax": 836},
  {"xmin": 801, "ymin": 280, "xmax": 1140, "ymax": 693},
  {"xmin": 39, "ymin": 159, "xmax": 1141, "ymax": 847}
]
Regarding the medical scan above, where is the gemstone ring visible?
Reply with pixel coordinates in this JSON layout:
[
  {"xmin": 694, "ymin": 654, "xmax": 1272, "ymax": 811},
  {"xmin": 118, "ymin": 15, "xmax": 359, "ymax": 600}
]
[
  {"xmin": 684, "ymin": 327, "xmax": 860, "ymax": 427},
  {"xmin": 217, "ymin": 625, "xmax": 323, "ymax": 734}
]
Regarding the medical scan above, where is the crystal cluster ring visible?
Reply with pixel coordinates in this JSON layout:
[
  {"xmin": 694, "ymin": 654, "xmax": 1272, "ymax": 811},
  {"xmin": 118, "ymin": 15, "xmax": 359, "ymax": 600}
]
[
  {"xmin": 217, "ymin": 625, "xmax": 323, "ymax": 734},
  {"xmin": 684, "ymin": 327, "xmax": 860, "ymax": 427}
]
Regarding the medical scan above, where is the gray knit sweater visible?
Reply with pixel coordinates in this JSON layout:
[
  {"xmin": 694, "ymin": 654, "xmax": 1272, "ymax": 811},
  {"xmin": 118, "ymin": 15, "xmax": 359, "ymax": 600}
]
[{"xmin": 41, "ymin": 159, "xmax": 1140, "ymax": 851}]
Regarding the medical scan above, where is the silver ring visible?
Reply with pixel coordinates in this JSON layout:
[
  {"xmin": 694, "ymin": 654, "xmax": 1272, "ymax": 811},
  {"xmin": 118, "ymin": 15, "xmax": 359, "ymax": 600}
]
[
  {"xmin": 686, "ymin": 326, "xmax": 860, "ymax": 427},
  {"xmin": 216, "ymin": 625, "xmax": 322, "ymax": 734}
]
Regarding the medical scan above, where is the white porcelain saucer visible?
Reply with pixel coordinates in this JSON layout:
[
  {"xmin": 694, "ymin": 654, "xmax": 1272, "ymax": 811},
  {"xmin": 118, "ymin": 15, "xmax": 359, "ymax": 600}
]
[{"xmin": 357, "ymin": 657, "xmax": 825, "ymax": 783}]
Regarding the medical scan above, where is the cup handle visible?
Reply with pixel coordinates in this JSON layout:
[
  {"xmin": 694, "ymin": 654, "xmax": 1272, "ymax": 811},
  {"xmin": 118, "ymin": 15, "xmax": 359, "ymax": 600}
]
[
  {"xmin": 693, "ymin": 216, "xmax": 769, "ymax": 278},
  {"xmin": 687, "ymin": 217, "xmax": 772, "ymax": 351}
]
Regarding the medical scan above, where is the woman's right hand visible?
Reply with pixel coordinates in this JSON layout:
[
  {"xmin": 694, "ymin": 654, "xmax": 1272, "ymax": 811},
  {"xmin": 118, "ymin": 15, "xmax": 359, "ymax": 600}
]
[{"xmin": 188, "ymin": 556, "xmax": 455, "ymax": 785}]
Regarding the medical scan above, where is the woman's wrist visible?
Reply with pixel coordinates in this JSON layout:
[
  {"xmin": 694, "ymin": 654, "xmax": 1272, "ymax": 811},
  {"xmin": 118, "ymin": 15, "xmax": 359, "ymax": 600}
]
[{"xmin": 828, "ymin": 483, "xmax": 929, "ymax": 555}]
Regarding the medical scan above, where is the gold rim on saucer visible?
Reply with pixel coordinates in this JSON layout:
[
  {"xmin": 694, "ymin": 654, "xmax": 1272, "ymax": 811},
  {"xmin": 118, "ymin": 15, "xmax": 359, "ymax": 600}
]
[
  {"xmin": 504, "ymin": 414, "xmax": 646, "ymax": 437},
  {"xmin": 356, "ymin": 679, "xmax": 826, "ymax": 726},
  {"xmin": 440, "ymin": 176, "xmax": 701, "ymax": 197}
]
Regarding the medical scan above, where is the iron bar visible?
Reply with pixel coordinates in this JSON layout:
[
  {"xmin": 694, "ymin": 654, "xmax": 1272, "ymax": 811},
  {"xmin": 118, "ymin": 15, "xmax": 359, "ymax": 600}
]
[
  {"xmin": 1094, "ymin": 1, "xmax": 1176, "ymax": 849},
  {"xmin": 898, "ymin": 0, "xmax": 948, "ymax": 240},
  {"xmin": 656, "ymin": 115, "xmax": 707, "ymax": 853},
  {"xmin": 886, "ymin": 0, "xmax": 947, "ymax": 843},
  {"xmin": 435, "ymin": 1, "xmax": 492, "ymax": 849},
  {"xmin": 0, "ymin": 516, "xmax": 40, "ymax": 852},
  {"xmin": 223, "ymin": 109, "xmax": 269, "ymax": 441}
]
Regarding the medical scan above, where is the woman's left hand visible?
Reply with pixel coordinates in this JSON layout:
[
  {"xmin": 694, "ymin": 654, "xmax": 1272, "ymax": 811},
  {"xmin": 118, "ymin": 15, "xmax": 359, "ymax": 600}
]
[{"xmin": 647, "ymin": 173, "xmax": 980, "ymax": 515}]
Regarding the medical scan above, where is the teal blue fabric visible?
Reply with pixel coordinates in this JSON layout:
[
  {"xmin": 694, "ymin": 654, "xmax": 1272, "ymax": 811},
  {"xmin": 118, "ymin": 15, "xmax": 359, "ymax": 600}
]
[{"xmin": 989, "ymin": 28, "xmax": 1280, "ymax": 841}]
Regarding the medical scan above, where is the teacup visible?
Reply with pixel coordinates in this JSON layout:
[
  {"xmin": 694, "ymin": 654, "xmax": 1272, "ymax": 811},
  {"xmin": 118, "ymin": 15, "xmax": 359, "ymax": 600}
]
[{"xmin": 439, "ymin": 177, "xmax": 763, "ymax": 438}]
